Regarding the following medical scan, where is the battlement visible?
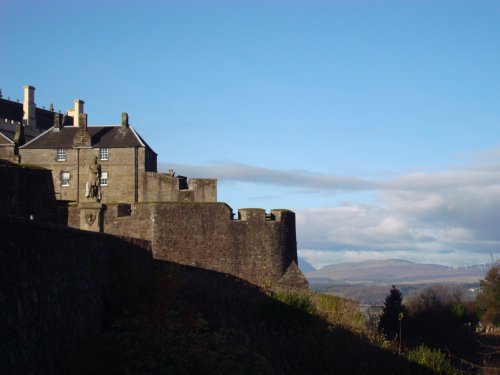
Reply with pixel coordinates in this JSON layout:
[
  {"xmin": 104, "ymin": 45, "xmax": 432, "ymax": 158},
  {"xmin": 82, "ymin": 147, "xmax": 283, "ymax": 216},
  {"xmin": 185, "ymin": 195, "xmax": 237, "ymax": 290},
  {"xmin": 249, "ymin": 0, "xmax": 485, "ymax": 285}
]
[{"xmin": 237, "ymin": 208, "xmax": 295, "ymax": 222}]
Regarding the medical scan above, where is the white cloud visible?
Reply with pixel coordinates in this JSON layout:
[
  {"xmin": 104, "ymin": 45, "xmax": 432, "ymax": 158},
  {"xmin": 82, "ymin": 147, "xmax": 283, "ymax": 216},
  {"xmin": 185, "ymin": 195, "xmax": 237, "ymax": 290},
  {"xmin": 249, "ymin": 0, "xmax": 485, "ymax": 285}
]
[
  {"xmin": 295, "ymin": 179, "xmax": 500, "ymax": 267},
  {"xmin": 159, "ymin": 161, "xmax": 378, "ymax": 192}
]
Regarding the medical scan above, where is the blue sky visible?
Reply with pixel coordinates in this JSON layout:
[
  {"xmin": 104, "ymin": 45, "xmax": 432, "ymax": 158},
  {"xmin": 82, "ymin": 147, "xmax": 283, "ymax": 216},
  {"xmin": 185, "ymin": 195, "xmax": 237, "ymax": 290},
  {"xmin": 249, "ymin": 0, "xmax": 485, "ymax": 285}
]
[{"xmin": 2, "ymin": 0, "xmax": 500, "ymax": 268}]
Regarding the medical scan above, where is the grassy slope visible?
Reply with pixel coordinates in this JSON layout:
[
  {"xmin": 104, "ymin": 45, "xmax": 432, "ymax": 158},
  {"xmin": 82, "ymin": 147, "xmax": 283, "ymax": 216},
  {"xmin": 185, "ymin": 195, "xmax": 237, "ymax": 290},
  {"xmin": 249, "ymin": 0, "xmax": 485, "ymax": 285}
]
[{"xmin": 72, "ymin": 261, "xmax": 434, "ymax": 375}]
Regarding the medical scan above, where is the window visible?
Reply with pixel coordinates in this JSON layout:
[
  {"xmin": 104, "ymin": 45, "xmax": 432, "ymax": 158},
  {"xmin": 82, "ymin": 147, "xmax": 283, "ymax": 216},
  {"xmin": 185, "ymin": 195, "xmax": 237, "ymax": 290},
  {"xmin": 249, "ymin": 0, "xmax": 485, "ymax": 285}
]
[
  {"xmin": 100, "ymin": 171, "xmax": 108, "ymax": 186},
  {"xmin": 99, "ymin": 148, "xmax": 108, "ymax": 161},
  {"xmin": 56, "ymin": 148, "xmax": 66, "ymax": 161},
  {"xmin": 61, "ymin": 172, "xmax": 70, "ymax": 187}
]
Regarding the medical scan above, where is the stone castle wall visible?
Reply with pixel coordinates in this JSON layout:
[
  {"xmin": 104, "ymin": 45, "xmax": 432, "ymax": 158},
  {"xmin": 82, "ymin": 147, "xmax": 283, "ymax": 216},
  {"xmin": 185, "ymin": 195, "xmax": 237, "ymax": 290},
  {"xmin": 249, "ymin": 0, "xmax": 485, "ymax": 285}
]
[
  {"xmin": 149, "ymin": 204, "xmax": 297, "ymax": 286},
  {"xmin": 0, "ymin": 214, "xmax": 154, "ymax": 374},
  {"xmin": 67, "ymin": 202, "xmax": 304, "ymax": 287},
  {"xmin": 2, "ymin": 162, "xmax": 306, "ymax": 294}
]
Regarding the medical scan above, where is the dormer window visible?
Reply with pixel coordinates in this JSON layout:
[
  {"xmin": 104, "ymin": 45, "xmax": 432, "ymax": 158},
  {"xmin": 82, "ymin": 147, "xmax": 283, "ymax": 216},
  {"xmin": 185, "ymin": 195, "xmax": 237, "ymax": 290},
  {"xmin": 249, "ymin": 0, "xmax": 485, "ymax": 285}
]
[
  {"xmin": 56, "ymin": 148, "xmax": 66, "ymax": 161},
  {"xmin": 99, "ymin": 147, "xmax": 108, "ymax": 161}
]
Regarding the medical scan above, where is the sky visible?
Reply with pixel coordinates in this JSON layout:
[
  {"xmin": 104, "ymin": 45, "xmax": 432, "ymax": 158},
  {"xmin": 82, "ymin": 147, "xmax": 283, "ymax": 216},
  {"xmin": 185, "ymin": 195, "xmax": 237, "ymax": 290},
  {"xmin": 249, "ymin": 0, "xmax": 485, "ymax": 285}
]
[{"xmin": 2, "ymin": 0, "xmax": 500, "ymax": 269}]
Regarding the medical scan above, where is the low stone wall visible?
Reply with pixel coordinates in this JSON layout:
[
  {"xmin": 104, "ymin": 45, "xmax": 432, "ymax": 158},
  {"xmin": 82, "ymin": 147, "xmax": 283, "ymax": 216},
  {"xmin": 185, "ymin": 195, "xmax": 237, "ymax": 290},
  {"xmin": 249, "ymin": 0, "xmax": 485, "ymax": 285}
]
[{"xmin": 0, "ymin": 214, "xmax": 153, "ymax": 374}]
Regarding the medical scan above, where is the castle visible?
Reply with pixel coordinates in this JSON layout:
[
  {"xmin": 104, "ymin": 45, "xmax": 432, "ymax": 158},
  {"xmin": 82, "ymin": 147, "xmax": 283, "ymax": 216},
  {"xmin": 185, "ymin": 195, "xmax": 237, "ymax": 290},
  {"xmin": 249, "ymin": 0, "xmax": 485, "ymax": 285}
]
[{"xmin": 0, "ymin": 85, "xmax": 308, "ymax": 289}]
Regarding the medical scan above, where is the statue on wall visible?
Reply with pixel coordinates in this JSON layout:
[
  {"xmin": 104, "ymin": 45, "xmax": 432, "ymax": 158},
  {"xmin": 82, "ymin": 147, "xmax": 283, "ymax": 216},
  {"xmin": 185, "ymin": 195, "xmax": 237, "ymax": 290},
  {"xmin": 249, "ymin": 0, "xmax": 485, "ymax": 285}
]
[{"xmin": 85, "ymin": 156, "xmax": 101, "ymax": 201}]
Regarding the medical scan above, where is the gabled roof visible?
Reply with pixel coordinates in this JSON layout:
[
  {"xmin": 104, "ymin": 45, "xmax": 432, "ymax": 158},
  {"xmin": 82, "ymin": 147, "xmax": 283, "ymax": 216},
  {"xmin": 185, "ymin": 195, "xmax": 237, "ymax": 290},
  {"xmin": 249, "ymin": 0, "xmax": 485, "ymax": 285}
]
[
  {"xmin": 0, "ymin": 122, "xmax": 42, "ymax": 143},
  {"xmin": 0, "ymin": 131, "xmax": 14, "ymax": 145},
  {"xmin": 21, "ymin": 125, "xmax": 155, "ymax": 152}
]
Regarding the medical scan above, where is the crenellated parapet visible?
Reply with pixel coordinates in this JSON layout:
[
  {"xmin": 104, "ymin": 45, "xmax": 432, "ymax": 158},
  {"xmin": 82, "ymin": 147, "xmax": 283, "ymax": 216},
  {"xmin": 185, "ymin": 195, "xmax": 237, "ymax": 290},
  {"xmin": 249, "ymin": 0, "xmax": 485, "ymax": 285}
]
[
  {"xmin": 84, "ymin": 201, "xmax": 307, "ymax": 289},
  {"xmin": 236, "ymin": 208, "xmax": 295, "ymax": 223}
]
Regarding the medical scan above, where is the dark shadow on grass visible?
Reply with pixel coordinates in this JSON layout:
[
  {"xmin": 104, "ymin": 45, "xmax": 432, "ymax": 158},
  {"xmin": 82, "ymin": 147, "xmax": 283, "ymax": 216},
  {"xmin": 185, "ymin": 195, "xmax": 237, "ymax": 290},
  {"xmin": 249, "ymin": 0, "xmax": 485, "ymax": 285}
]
[{"xmin": 74, "ymin": 257, "xmax": 436, "ymax": 375}]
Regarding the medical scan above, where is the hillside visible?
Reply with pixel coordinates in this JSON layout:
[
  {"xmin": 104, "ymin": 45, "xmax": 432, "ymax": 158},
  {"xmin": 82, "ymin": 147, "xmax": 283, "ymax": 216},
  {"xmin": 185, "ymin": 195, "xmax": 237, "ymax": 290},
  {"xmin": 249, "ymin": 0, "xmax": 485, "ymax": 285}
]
[
  {"xmin": 72, "ymin": 262, "xmax": 434, "ymax": 375},
  {"xmin": 306, "ymin": 259, "xmax": 488, "ymax": 284},
  {"xmin": 2, "ymin": 214, "xmax": 434, "ymax": 374}
]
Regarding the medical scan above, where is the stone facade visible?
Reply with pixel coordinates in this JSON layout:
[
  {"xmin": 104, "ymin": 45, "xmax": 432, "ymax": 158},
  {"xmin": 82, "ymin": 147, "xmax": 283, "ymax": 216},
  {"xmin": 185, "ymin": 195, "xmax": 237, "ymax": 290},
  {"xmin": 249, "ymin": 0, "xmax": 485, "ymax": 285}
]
[{"xmin": 21, "ymin": 146, "xmax": 142, "ymax": 203}]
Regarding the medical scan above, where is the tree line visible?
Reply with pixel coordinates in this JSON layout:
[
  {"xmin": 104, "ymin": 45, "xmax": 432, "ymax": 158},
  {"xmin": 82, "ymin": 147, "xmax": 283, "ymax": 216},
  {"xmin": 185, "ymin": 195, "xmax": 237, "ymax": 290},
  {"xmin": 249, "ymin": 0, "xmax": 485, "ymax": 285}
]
[{"xmin": 376, "ymin": 263, "xmax": 500, "ymax": 373}]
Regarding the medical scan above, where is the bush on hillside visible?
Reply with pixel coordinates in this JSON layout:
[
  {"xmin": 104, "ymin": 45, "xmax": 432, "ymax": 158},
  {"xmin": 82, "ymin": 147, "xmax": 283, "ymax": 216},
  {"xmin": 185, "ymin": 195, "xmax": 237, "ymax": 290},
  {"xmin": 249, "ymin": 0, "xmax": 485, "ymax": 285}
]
[
  {"xmin": 312, "ymin": 293, "xmax": 365, "ymax": 330},
  {"xmin": 274, "ymin": 290, "xmax": 317, "ymax": 315},
  {"xmin": 405, "ymin": 285, "xmax": 477, "ymax": 356},
  {"xmin": 406, "ymin": 345, "xmax": 458, "ymax": 375}
]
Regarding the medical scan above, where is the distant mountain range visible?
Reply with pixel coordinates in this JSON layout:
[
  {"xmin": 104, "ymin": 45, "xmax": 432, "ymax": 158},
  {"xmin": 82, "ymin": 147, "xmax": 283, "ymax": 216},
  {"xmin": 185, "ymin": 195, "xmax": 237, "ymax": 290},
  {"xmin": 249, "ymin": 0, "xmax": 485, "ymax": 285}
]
[{"xmin": 305, "ymin": 259, "xmax": 490, "ymax": 285}]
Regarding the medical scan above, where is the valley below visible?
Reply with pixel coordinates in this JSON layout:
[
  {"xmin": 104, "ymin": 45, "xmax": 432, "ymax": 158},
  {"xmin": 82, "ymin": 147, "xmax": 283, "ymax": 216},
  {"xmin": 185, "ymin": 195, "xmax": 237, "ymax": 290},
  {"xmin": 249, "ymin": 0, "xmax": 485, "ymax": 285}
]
[{"xmin": 304, "ymin": 259, "xmax": 487, "ymax": 305}]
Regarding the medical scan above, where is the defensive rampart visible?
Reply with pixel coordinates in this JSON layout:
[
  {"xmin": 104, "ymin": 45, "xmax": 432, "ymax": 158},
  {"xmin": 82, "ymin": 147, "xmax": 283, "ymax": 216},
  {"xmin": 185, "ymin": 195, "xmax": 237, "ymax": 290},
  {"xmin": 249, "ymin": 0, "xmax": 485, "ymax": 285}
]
[{"xmin": 68, "ymin": 202, "xmax": 307, "ymax": 288}]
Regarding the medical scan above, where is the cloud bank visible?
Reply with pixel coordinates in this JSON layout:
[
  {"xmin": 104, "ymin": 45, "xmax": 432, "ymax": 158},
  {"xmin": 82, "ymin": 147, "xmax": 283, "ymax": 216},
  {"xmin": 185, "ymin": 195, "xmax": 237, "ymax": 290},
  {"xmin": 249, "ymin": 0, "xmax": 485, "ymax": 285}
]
[{"xmin": 159, "ymin": 158, "xmax": 500, "ymax": 268}]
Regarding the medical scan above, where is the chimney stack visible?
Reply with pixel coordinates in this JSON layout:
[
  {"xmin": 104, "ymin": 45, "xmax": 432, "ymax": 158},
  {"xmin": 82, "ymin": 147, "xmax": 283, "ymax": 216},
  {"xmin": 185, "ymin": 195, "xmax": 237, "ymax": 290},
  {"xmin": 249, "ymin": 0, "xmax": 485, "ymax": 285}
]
[
  {"xmin": 23, "ymin": 85, "xmax": 36, "ymax": 127},
  {"xmin": 14, "ymin": 122, "xmax": 25, "ymax": 147},
  {"xmin": 73, "ymin": 99, "xmax": 84, "ymax": 127},
  {"xmin": 73, "ymin": 113, "xmax": 91, "ymax": 148},
  {"xmin": 121, "ymin": 112, "xmax": 129, "ymax": 129},
  {"xmin": 54, "ymin": 112, "xmax": 63, "ymax": 129},
  {"xmin": 79, "ymin": 113, "xmax": 88, "ymax": 131}
]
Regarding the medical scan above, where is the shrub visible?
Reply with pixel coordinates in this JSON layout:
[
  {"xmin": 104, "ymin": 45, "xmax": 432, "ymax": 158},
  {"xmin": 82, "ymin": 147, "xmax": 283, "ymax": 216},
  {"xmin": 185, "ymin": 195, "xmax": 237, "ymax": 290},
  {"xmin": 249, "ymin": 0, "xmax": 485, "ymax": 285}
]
[
  {"xmin": 274, "ymin": 291, "xmax": 317, "ymax": 315},
  {"xmin": 406, "ymin": 345, "xmax": 458, "ymax": 375}
]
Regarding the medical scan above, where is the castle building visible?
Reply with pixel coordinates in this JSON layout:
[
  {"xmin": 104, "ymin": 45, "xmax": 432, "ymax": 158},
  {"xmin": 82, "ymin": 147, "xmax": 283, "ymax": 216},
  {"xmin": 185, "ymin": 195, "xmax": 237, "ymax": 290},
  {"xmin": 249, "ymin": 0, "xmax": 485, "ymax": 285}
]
[
  {"xmin": 0, "ymin": 85, "xmax": 308, "ymax": 290},
  {"xmin": 19, "ymin": 105, "xmax": 158, "ymax": 204}
]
